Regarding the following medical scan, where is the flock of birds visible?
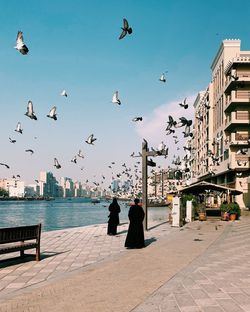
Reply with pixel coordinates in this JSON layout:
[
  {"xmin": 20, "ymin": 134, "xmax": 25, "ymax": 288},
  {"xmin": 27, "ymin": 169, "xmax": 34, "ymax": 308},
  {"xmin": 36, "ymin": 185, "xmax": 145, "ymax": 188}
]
[{"xmin": 1, "ymin": 22, "xmax": 248, "ymax": 198}]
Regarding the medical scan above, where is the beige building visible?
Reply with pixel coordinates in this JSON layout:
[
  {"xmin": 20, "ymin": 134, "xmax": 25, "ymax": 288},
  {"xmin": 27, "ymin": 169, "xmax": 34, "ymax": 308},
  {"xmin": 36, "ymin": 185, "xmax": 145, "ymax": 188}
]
[
  {"xmin": 192, "ymin": 39, "xmax": 250, "ymax": 208},
  {"xmin": 0, "ymin": 178, "xmax": 25, "ymax": 197}
]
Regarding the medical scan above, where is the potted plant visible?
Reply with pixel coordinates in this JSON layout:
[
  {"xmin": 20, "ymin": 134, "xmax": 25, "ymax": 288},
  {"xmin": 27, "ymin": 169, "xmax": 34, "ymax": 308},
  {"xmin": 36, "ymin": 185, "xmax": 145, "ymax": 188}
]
[
  {"xmin": 220, "ymin": 202, "xmax": 241, "ymax": 221},
  {"xmin": 228, "ymin": 202, "xmax": 241, "ymax": 221},
  {"xmin": 220, "ymin": 202, "xmax": 230, "ymax": 221},
  {"xmin": 197, "ymin": 202, "xmax": 206, "ymax": 221}
]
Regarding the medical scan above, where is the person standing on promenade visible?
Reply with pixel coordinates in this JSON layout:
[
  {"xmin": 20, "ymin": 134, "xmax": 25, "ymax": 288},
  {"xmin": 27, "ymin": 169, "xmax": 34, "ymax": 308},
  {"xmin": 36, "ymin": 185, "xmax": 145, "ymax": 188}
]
[
  {"xmin": 107, "ymin": 197, "xmax": 121, "ymax": 235},
  {"xmin": 125, "ymin": 198, "xmax": 145, "ymax": 248}
]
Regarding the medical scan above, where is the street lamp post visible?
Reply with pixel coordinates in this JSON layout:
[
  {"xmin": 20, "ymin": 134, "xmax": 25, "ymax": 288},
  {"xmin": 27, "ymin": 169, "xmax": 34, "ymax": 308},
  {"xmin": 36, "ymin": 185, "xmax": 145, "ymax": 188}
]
[{"xmin": 141, "ymin": 139, "xmax": 168, "ymax": 230}]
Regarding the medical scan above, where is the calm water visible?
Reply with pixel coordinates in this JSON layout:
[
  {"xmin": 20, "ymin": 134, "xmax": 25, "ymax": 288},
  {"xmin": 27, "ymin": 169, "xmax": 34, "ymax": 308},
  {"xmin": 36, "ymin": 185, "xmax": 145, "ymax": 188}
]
[{"xmin": 0, "ymin": 198, "xmax": 169, "ymax": 232}]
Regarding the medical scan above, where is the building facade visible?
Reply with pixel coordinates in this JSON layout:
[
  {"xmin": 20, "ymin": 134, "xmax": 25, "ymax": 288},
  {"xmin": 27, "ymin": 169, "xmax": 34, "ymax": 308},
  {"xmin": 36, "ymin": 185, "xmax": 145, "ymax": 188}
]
[{"xmin": 192, "ymin": 40, "xmax": 250, "ymax": 208}]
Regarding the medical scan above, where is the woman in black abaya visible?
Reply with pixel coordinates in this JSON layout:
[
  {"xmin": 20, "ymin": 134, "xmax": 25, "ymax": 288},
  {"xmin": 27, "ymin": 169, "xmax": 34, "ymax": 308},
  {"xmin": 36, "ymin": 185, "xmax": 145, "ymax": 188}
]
[
  {"xmin": 125, "ymin": 198, "xmax": 145, "ymax": 248},
  {"xmin": 107, "ymin": 197, "xmax": 120, "ymax": 235}
]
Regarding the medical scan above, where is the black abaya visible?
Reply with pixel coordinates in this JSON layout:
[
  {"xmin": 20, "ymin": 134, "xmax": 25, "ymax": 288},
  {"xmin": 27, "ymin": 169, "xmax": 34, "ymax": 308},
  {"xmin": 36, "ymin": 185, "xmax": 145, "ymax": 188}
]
[
  {"xmin": 125, "ymin": 204, "xmax": 145, "ymax": 248},
  {"xmin": 107, "ymin": 201, "xmax": 120, "ymax": 235}
]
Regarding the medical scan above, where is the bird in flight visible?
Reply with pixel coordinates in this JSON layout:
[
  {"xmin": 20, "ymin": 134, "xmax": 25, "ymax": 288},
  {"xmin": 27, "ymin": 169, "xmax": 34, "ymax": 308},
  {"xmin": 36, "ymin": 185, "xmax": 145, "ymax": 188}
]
[
  {"xmin": 9, "ymin": 137, "xmax": 16, "ymax": 143},
  {"xmin": 71, "ymin": 156, "xmax": 77, "ymax": 164},
  {"xmin": 179, "ymin": 98, "xmax": 188, "ymax": 109},
  {"xmin": 54, "ymin": 158, "xmax": 61, "ymax": 169},
  {"xmin": 77, "ymin": 150, "xmax": 84, "ymax": 158},
  {"xmin": 25, "ymin": 101, "xmax": 37, "ymax": 120},
  {"xmin": 14, "ymin": 31, "xmax": 29, "ymax": 55},
  {"xmin": 15, "ymin": 122, "xmax": 23, "ymax": 134},
  {"xmin": 47, "ymin": 106, "xmax": 57, "ymax": 120},
  {"xmin": 0, "ymin": 163, "xmax": 10, "ymax": 169},
  {"xmin": 25, "ymin": 149, "xmax": 34, "ymax": 155},
  {"xmin": 132, "ymin": 117, "xmax": 143, "ymax": 122},
  {"xmin": 119, "ymin": 18, "xmax": 132, "ymax": 40},
  {"xmin": 85, "ymin": 134, "xmax": 97, "ymax": 145},
  {"xmin": 61, "ymin": 90, "xmax": 67, "ymax": 97},
  {"xmin": 159, "ymin": 72, "xmax": 168, "ymax": 83},
  {"xmin": 112, "ymin": 91, "xmax": 121, "ymax": 105}
]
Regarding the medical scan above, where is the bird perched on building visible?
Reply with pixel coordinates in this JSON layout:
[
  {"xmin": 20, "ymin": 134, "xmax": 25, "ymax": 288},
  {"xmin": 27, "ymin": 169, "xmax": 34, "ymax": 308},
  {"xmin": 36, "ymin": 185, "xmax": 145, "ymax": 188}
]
[
  {"xmin": 112, "ymin": 91, "xmax": 121, "ymax": 105},
  {"xmin": 85, "ymin": 134, "xmax": 97, "ymax": 145},
  {"xmin": 179, "ymin": 98, "xmax": 188, "ymax": 109},
  {"xmin": 132, "ymin": 117, "xmax": 143, "ymax": 122},
  {"xmin": 47, "ymin": 106, "xmax": 57, "ymax": 120},
  {"xmin": 14, "ymin": 31, "xmax": 29, "ymax": 55},
  {"xmin": 25, "ymin": 149, "xmax": 34, "ymax": 155},
  {"xmin": 196, "ymin": 114, "xmax": 203, "ymax": 122},
  {"xmin": 25, "ymin": 101, "xmax": 37, "ymax": 120},
  {"xmin": 15, "ymin": 122, "xmax": 23, "ymax": 134},
  {"xmin": 236, "ymin": 148, "xmax": 248, "ymax": 155},
  {"xmin": 54, "ymin": 158, "xmax": 61, "ymax": 169},
  {"xmin": 0, "ymin": 163, "xmax": 10, "ymax": 169},
  {"xmin": 61, "ymin": 90, "xmax": 67, "ymax": 97},
  {"xmin": 9, "ymin": 137, "xmax": 16, "ymax": 143},
  {"xmin": 119, "ymin": 18, "xmax": 132, "ymax": 40}
]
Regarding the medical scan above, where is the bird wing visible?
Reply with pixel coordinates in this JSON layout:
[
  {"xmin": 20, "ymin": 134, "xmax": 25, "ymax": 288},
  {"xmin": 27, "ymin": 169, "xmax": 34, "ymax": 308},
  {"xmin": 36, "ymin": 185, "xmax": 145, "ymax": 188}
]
[
  {"xmin": 27, "ymin": 101, "xmax": 34, "ymax": 114},
  {"xmin": 112, "ymin": 91, "xmax": 118, "ymax": 103},
  {"xmin": 49, "ymin": 106, "xmax": 56, "ymax": 117},
  {"xmin": 123, "ymin": 18, "xmax": 129, "ymax": 30},
  {"xmin": 16, "ymin": 122, "xmax": 21, "ymax": 131},
  {"xmin": 119, "ymin": 29, "xmax": 127, "ymax": 40},
  {"xmin": 16, "ymin": 31, "xmax": 24, "ymax": 45}
]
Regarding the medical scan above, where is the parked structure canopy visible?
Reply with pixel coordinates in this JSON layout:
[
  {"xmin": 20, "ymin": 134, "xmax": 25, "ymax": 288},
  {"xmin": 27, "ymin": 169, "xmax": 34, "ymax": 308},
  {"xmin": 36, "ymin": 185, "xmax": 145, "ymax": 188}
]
[{"xmin": 179, "ymin": 181, "xmax": 242, "ymax": 195}]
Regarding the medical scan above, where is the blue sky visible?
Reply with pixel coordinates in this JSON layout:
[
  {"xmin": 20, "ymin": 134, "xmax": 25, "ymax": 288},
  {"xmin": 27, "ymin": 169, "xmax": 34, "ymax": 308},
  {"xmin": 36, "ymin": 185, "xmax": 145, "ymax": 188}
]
[{"xmin": 0, "ymin": 0, "xmax": 250, "ymax": 186}]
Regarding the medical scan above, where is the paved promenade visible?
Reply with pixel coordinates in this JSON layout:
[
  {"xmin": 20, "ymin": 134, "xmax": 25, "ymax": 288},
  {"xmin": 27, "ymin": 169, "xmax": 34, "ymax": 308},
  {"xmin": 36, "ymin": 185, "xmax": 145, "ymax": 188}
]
[{"xmin": 0, "ymin": 215, "xmax": 249, "ymax": 311}]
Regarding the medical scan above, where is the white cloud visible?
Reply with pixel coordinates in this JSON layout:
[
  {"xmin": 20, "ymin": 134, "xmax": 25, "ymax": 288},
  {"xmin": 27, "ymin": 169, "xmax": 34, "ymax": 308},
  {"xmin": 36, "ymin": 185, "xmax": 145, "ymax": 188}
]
[{"xmin": 134, "ymin": 94, "xmax": 196, "ymax": 166}]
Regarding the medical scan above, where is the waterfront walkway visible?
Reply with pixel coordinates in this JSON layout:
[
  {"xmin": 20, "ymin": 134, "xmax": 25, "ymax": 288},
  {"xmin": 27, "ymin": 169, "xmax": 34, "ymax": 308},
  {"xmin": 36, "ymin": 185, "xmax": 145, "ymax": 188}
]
[{"xmin": 0, "ymin": 215, "xmax": 249, "ymax": 311}]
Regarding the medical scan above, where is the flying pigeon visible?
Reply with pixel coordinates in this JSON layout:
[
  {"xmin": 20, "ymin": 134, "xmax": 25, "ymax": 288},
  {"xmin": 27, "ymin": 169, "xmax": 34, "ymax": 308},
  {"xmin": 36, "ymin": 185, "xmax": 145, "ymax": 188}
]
[
  {"xmin": 61, "ymin": 90, "xmax": 67, "ymax": 97},
  {"xmin": 15, "ymin": 122, "xmax": 23, "ymax": 134},
  {"xmin": 159, "ymin": 72, "xmax": 167, "ymax": 83},
  {"xmin": 71, "ymin": 156, "xmax": 77, "ymax": 164},
  {"xmin": 54, "ymin": 158, "xmax": 61, "ymax": 169},
  {"xmin": 9, "ymin": 137, "xmax": 16, "ymax": 143},
  {"xmin": 25, "ymin": 149, "xmax": 34, "ymax": 155},
  {"xmin": 119, "ymin": 18, "xmax": 132, "ymax": 40},
  {"xmin": 35, "ymin": 179, "xmax": 39, "ymax": 183},
  {"xmin": 158, "ymin": 141, "xmax": 166, "ymax": 153},
  {"xmin": 14, "ymin": 31, "xmax": 29, "ymax": 55},
  {"xmin": 112, "ymin": 91, "xmax": 121, "ymax": 105},
  {"xmin": 47, "ymin": 106, "xmax": 57, "ymax": 120},
  {"xmin": 25, "ymin": 101, "xmax": 37, "ymax": 120},
  {"xmin": 77, "ymin": 150, "xmax": 84, "ymax": 158},
  {"xmin": 0, "ymin": 163, "xmax": 10, "ymax": 169},
  {"xmin": 179, "ymin": 98, "xmax": 188, "ymax": 109},
  {"xmin": 132, "ymin": 117, "xmax": 143, "ymax": 122},
  {"xmin": 85, "ymin": 134, "xmax": 97, "ymax": 145}
]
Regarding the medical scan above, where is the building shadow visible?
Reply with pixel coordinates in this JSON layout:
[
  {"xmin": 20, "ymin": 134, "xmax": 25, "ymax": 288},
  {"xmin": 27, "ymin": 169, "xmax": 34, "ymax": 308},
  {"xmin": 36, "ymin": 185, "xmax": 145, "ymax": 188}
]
[
  {"xmin": 148, "ymin": 221, "xmax": 168, "ymax": 231},
  {"xmin": 0, "ymin": 250, "xmax": 69, "ymax": 268}
]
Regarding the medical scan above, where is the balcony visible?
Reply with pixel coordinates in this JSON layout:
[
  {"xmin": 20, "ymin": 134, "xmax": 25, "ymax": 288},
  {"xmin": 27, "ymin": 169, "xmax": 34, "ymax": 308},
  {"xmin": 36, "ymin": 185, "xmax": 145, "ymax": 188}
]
[
  {"xmin": 225, "ymin": 90, "xmax": 250, "ymax": 113},
  {"xmin": 227, "ymin": 154, "xmax": 249, "ymax": 170},
  {"xmin": 229, "ymin": 132, "xmax": 250, "ymax": 146},
  {"xmin": 224, "ymin": 72, "xmax": 250, "ymax": 93},
  {"xmin": 224, "ymin": 111, "xmax": 250, "ymax": 132}
]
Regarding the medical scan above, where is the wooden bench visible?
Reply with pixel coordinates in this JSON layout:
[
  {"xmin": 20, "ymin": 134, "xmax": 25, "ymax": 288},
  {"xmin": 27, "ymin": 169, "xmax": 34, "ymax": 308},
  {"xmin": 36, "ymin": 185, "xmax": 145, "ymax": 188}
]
[{"xmin": 0, "ymin": 224, "xmax": 41, "ymax": 261}]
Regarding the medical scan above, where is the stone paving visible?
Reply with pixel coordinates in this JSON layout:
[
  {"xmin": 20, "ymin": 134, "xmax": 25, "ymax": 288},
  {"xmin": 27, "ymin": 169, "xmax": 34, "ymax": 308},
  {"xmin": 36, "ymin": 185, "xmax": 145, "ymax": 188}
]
[
  {"xmin": 0, "ymin": 220, "xmax": 172, "ymax": 300},
  {"xmin": 133, "ymin": 218, "xmax": 250, "ymax": 312}
]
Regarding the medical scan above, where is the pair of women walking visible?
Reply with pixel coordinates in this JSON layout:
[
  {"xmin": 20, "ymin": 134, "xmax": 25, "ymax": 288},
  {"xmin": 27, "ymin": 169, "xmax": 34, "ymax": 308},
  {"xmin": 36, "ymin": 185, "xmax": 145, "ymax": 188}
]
[{"xmin": 107, "ymin": 197, "xmax": 145, "ymax": 248}]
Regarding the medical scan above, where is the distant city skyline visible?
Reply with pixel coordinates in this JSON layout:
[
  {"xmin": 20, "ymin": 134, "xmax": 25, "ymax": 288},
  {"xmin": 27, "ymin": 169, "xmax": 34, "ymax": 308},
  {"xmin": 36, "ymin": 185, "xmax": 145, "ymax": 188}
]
[{"xmin": 0, "ymin": 0, "xmax": 250, "ymax": 185}]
